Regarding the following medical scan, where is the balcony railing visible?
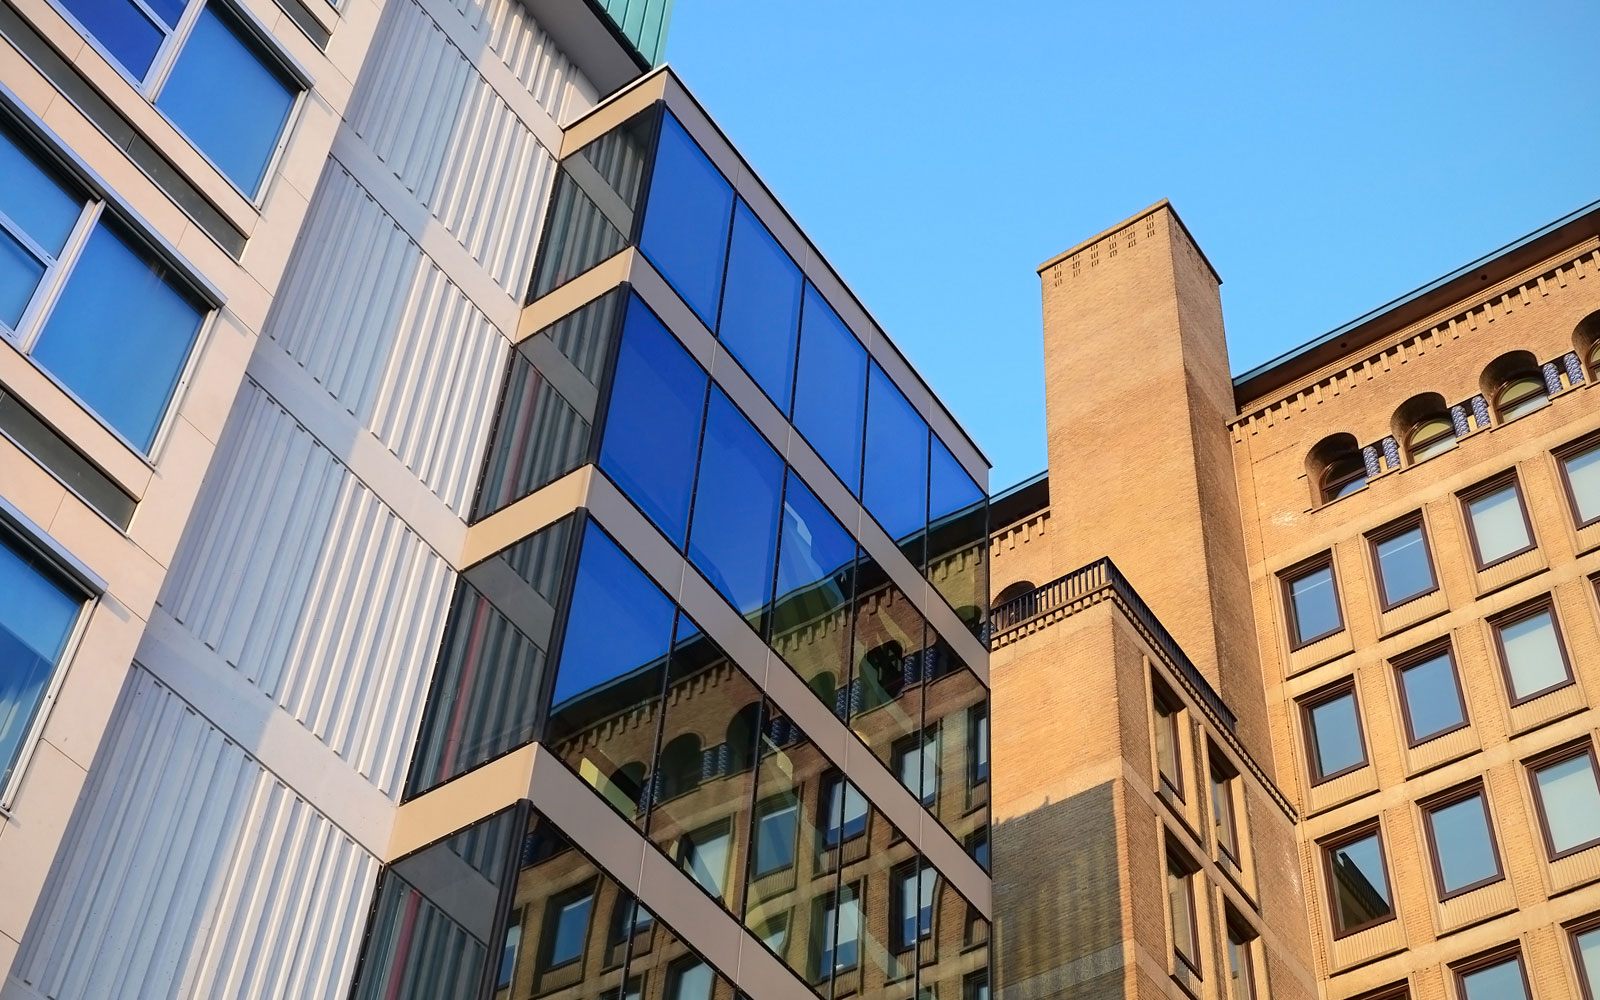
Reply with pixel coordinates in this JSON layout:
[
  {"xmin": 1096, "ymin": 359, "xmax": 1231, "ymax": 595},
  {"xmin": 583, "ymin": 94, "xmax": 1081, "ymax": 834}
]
[{"xmin": 989, "ymin": 558, "xmax": 1238, "ymax": 732}]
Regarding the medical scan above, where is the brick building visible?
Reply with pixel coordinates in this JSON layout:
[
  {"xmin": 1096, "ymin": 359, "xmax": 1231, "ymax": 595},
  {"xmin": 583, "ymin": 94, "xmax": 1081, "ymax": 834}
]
[{"xmin": 989, "ymin": 199, "xmax": 1600, "ymax": 1000}]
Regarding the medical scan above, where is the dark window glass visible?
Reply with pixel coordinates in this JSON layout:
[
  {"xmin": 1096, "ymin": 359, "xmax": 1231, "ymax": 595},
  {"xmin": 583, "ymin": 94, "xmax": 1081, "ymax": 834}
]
[
  {"xmin": 926, "ymin": 642, "xmax": 987, "ymax": 834},
  {"xmin": 970, "ymin": 705, "xmax": 989, "ymax": 784},
  {"xmin": 1460, "ymin": 956, "xmax": 1529, "ymax": 1000},
  {"xmin": 1225, "ymin": 921, "xmax": 1256, "ymax": 1000},
  {"xmin": 498, "ymin": 909, "xmax": 522, "ymax": 989},
  {"xmin": 599, "ymin": 296, "xmax": 707, "ymax": 545},
  {"xmin": 1425, "ymin": 790, "xmax": 1500, "ymax": 896},
  {"xmin": 552, "ymin": 520, "xmax": 676, "ymax": 708},
  {"xmin": 1574, "ymin": 926, "xmax": 1600, "ymax": 998},
  {"xmin": 666, "ymin": 958, "xmax": 716, "ymax": 1000},
  {"xmin": 156, "ymin": 6, "xmax": 297, "ymax": 194},
  {"xmin": 408, "ymin": 517, "xmax": 571, "ymax": 796},
  {"xmin": 546, "ymin": 892, "xmax": 592, "ymax": 968},
  {"xmin": 768, "ymin": 472, "xmax": 855, "ymax": 713},
  {"xmin": 717, "ymin": 200, "xmax": 801, "ymax": 411},
  {"xmin": 1465, "ymin": 483, "xmax": 1532, "ymax": 566},
  {"xmin": 791, "ymin": 283, "xmax": 866, "ymax": 494},
  {"xmin": 816, "ymin": 886, "xmax": 860, "ymax": 976},
  {"xmin": 1285, "ymin": 562, "xmax": 1341, "ymax": 645},
  {"xmin": 1166, "ymin": 855, "xmax": 1197, "ymax": 970},
  {"xmin": 1211, "ymin": 761, "xmax": 1238, "ymax": 861},
  {"xmin": 891, "ymin": 864, "xmax": 935, "ymax": 950},
  {"xmin": 968, "ymin": 828, "xmax": 989, "ymax": 871},
  {"xmin": 475, "ymin": 291, "xmax": 619, "ymax": 519},
  {"xmin": 1496, "ymin": 607, "xmax": 1570, "ymax": 701},
  {"xmin": 1563, "ymin": 442, "xmax": 1600, "ymax": 526},
  {"xmin": 1325, "ymin": 829, "xmax": 1393, "ymax": 934},
  {"xmin": 926, "ymin": 437, "xmax": 987, "ymax": 636},
  {"xmin": 1154, "ymin": 692, "xmax": 1181, "ymax": 795},
  {"xmin": 1305, "ymin": 688, "xmax": 1365, "ymax": 781},
  {"xmin": 1373, "ymin": 523, "xmax": 1435, "ymax": 606},
  {"xmin": 863, "ymin": 360, "xmax": 930, "ymax": 558},
  {"xmin": 0, "ymin": 531, "xmax": 83, "ymax": 790},
  {"xmin": 0, "ymin": 391, "xmax": 137, "ymax": 527},
  {"xmin": 1397, "ymin": 650, "xmax": 1466, "ymax": 743},
  {"xmin": 1533, "ymin": 750, "xmax": 1600, "ymax": 857},
  {"xmin": 350, "ymin": 807, "xmax": 521, "ymax": 1000},
  {"xmin": 32, "ymin": 221, "xmax": 204, "ymax": 450},
  {"xmin": 59, "ymin": 0, "xmax": 167, "ymax": 76},
  {"xmin": 638, "ymin": 112, "xmax": 732, "ymax": 327},
  {"xmin": 754, "ymin": 799, "xmax": 797, "ymax": 876},
  {"xmin": 850, "ymin": 555, "xmax": 927, "ymax": 792},
  {"xmin": 687, "ymin": 390, "xmax": 783, "ymax": 619}
]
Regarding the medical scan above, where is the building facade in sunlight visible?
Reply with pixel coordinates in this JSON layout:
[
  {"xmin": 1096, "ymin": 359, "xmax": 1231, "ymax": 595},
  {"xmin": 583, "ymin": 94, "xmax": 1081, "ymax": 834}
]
[
  {"xmin": 0, "ymin": 0, "xmax": 997, "ymax": 996},
  {"xmin": 989, "ymin": 198, "xmax": 1600, "ymax": 1000}
]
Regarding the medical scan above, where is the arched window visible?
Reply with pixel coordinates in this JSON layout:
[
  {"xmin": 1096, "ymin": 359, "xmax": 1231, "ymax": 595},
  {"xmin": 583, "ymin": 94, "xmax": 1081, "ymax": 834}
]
[
  {"xmin": 1577, "ymin": 310, "xmax": 1600, "ymax": 376},
  {"xmin": 657, "ymin": 733, "xmax": 702, "ymax": 801},
  {"xmin": 994, "ymin": 580, "xmax": 1035, "ymax": 607},
  {"xmin": 1482, "ymin": 351, "xmax": 1548, "ymax": 423},
  {"xmin": 726, "ymin": 703, "xmax": 761, "ymax": 773},
  {"xmin": 857, "ymin": 640, "xmax": 906, "ymax": 711},
  {"xmin": 1307, "ymin": 433, "xmax": 1366, "ymax": 504},
  {"xmin": 1393, "ymin": 393, "xmax": 1455, "ymax": 464}
]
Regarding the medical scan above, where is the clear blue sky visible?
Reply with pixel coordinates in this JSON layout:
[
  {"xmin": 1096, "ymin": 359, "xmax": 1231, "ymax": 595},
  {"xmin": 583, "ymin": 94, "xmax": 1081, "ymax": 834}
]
[{"xmin": 663, "ymin": 2, "xmax": 1600, "ymax": 492}]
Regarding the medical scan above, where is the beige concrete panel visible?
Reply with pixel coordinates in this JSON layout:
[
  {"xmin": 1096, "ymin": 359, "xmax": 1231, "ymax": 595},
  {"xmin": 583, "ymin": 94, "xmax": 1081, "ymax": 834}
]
[
  {"xmin": 126, "ymin": 415, "xmax": 212, "ymax": 566},
  {"xmin": 1375, "ymin": 587, "xmax": 1448, "ymax": 638},
  {"xmin": 50, "ymin": 495, "xmax": 162, "ymax": 613},
  {"xmin": 625, "ymin": 251, "xmax": 715, "ymax": 370},
  {"xmin": 244, "ymin": 137, "xmax": 320, "ymax": 289},
  {"xmin": 247, "ymin": 347, "xmax": 468, "ymax": 560},
  {"xmin": 0, "ymin": 39, "xmax": 67, "ymax": 112},
  {"xmin": 461, "ymin": 466, "xmax": 591, "ymax": 567},
  {"xmin": 35, "ymin": 598, "xmax": 143, "ymax": 771},
  {"xmin": 0, "ymin": 935, "xmax": 17, "ymax": 996},
  {"xmin": 1286, "ymin": 631, "xmax": 1355, "ymax": 677},
  {"xmin": 387, "ymin": 745, "xmax": 537, "ymax": 861},
  {"xmin": 557, "ymin": 69, "xmax": 665, "ymax": 159},
  {"xmin": 527, "ymin": 744, "xmax": 646, "ymax": 893},
  {"xmin": 0, "ymin": 342, "xmax": 153, "ymax": 496},
  {"xmin": 518, "ymin": 249, "xmax": 635, "ymax": 342},
  {"xmin": 139, "ymin": 610, "xmax": 396, "ymax": 853},
  {"xmin": 0, "ymin": 741, "xmax": 86, "ymax": 941},
  {"xmin": 175, "ymin": 308, "xmax": 256, "ymax": 447},
  {"xmin": 322, "ymin": 0, "xmax": 383, "ymax": 91},
  {"xmin": 0, "ymin": 437, "xmax": 67, "ymax": 532}
]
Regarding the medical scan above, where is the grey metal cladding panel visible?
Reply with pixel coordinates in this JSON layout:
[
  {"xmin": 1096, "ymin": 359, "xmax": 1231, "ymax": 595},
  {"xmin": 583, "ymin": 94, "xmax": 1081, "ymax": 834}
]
[
  {"xmin": 347, "ymin": 0, "xmax": 560, "ymax": 292},
  {"xmin": 12, "ymin": 667, "xmax": 378, "ymax": 1000},
  {"xmin": 262, "ymin": 163, "xmax": 505, "ymax": 514},
  {"xmin": 157, "ymin": 384, "xmax": 452, "ymax": 797},
  {"xmin": 440, "ymin": 0, "xmax": 598, "ymax": 114}
]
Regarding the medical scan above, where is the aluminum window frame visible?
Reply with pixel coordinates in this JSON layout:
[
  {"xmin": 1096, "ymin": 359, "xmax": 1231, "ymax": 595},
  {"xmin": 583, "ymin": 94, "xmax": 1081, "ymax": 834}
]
[
  {"xmin": 1528, "ymin": 739, "xmax": 1600, "ymax": 862},
  {"xmin": 1418, "ymin": 780, "xmax": 1505, "ymax": 901},
  {"xmin": 1489, "ymin": 594, "xmax": 1575, "ymax": 707},
  {"xmin": 1458, "ymin": 472, "xmax": 1538, "ymax": 572},
  {"xmin": 1366, "ymin": 511, "xmax": 1440, "ymax": 612}
]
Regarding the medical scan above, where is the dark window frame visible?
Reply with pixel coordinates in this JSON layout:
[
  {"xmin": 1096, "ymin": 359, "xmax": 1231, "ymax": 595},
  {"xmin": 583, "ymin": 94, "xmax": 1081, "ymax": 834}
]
[
  {"xmin": 1165, "ymin": 843, "xmax": 1202, "ymax": 977},
  {"xmin": 1566, "ymin": 911, "xmax": 1600, "ymax": 1000},
  {"xmin": 1555, "ymin": 429, "xmax": 1600, "ymax": 531},
  {"xmin": 1392, "ymin": 640, "xmax": 1470, "ymax": 748},
  {"xmin": 1528, "ymin": 739, "xmax": 1600, "ymax": 861},
  {"xmin": 819, "ymin": 771, "xmax": 867, "ymax": 848},
  {"xmin": 539, "ymin": 880, "xmax": 598, "ymax": 972},
  {"xmin": 1209, "ymin": 749, "xmax": 1241, "ymax": 865},
  {"xmin": 1320, "ymin": 819, "xmax": 1396, "ymax": 939},
  {"xmin": 1366, "ymin": 512, "xmax": 1440, "ymax": 611},
  {"xmin": 1321, "ymin": 453, "xmax": 1369, "ymax": 504},
  {"xmin": 1222, "ymin": 909, "xmax": 1259, "ymax": 1000},
  {"xmin": 1418, "ymin": 780, "xmax": 1504, "ymax": 901},
  {"xmin": 1458, "ymin": 472, "xmax": 1538, "ymax": 572},
  {"xmin": 1489, "ymin": 594, "xmax": 1575, "ymax": 706},
  {"xmin": 1299, "ymin": 677, "xmax": 1369, "ymax": 785},
  {"xmin": 1451, "ymin": 943, "xmax": 1532, "ymax": 1000},
  {"xmin": 751, "ymin": 795, "xmax": 800, "ymax": 879},
  {"xmin": 1152, "ymin": 679, "xmax": 1186, "ymax": 802},
  {"xmin": 1281, "ymin": 552, "xmax": 1345, "ymax": 649},
  {"xmin": 1406, "ymin": 416, "xmax": 1457, "ymax": 463}
]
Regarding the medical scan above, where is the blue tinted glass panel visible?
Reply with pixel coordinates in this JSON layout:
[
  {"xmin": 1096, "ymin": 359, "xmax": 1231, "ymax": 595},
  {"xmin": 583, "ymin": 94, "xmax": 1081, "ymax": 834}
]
[
  {"xmin": 639, "ymin": 113, "xmax": 733, "ymax": 327},
  {"xmin": 145, "ymin": 0, "xmax": 185, "ymax": 26},
  {"xmin": 717, "ymin": 201, "xmax": 800, "ymax": 410},
  {"xmin": 599, "ymin": 296, "xmax": 707, "ymax": 545},
  {"xmin": 687, "ymin": 391, "xmax": 783, "ymax": 619},
  {"xmin": 769, "ymin": 472, "xmax": 855, "ymax": 711},
  {"xmin": 1398, "ymin": 652, "xmax": 1464, "ymax": 742},
  {"xmin": 791, "ymin": 284, "xmax": 866, "ymax": 493},
  {"xmin": 0, "ymin": 231, "xmax": 44, "ymax": 328},
  {"xmin": 0, "ymin": 535, "xmax": 82, "ymax": 789},
  {"xmin": 863, "ymin": 360, "xmax": 929, "ymax": 548},
  {"xmin": 551, "ymin": 522, "xmax": 676, "ymax": 707},
  {"xmin": 58, "ymin": 0, "xmax": 165, "ymax": 76},
  {"xmin": 157, "ymin": 6, "xmax": 296, "ymax": 195},
  {"xmin": 927, "ymin": 437, "xmax": 987, "ymax": 634},
  {"xmin": 32, "ymin": 222, "xmax": 204, "ymax": 449},
  {"xmin": 0, "ymin": 122, "xmax": 83, "ymax": 257}
]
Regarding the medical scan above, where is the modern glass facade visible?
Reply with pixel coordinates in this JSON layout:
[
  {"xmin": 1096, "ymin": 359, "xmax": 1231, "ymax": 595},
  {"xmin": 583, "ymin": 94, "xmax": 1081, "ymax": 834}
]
[{"xmin": 355, "ymin": 96, "xmax": 990, "ymax": 1000}]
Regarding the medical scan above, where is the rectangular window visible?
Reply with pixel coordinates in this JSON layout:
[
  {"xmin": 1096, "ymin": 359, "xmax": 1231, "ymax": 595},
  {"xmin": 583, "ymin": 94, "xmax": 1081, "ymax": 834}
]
[
  {"xmin": 1369, "ymin": 514, "xmax": 1437, "ymax": 609},
  {"xmin": 0, "ymin": 524, "xmax": 90, "ymax": 796},
  {"xmin": 1224, "ymin": 915, "xmax": 1257, "ymax": 1000},
  {"xmin": 666, "ymin": 958, "xmax": 715, "ymax": 1000},
  {"xmin": 0, "ymin": 116, "xmax": 208, "ymax": 452},
  {"xmin": 1153, "ymin": 682, "xmax": 1183, "ymax": 799},
  {"xmin": 1491, "ymin": 598, "xmax": 1573, "ymax": 704},
  {"xmin": 1530, "ymin": 742, "xmax": 1600, "ymax": 859},
  {"xmin": 1569, "ymin": 917, "xmax": 1600, "ymax": 1000},
  {"xmin": 753, "ymin": 799, "xmax": 798, "ymax": 877},
  {"xmin": 893, "ymin": 730, "xmax": 940, "ymax": 807},
  {"xmin": 1210, "ymin": 753, "xmax": 1240, "ymax": 862},
  {"xmin": 1301, "ymin": 679, "xmax": 1367, "ymax": 783},
  {"xmin": 1283, "ymin": 555, "xmax": 1343, "ymax": 647},
  {"xmin": 815, "ymin": 885, "xmax": 860, "ymax": 977},
  {"xmin": 1454, "ymin": 948, "xmax": 1530, "ymax": 1000},
  {"xmin": 679, "ymin": 824, "xmax": 731, "ymax": 899},
  {"xmin": 891, "ymin": 863, "xmax": 936, "ymax": 951},
  {"xmin": 543, "ymin": 889, "xmax": 594, "ymax": 969},
  {"xmin": 1322, "ymin": 822, "xmax": 1394, "ymax": 936},
  {"xmin": 969, "ymin": 705, "xmax": 989, "ymax": 785},
  {"xmin": 1166, "ymin": 849, "xmax": 1200, "ymax": 974},
  {"xmin": 822, "ymin": 773, "xmax": 867, "ymax": 847},
  {"xmin": 1421, "ymin": 783, "xmax": 1502, "ymax": 899},
  {"xmin": 1461, "ymin": 476, "xmax": 1536, "ymax": 569},
  {"xmin": 1394, "ymin": 643, "xmax": 1469, "ymax": 745},
  {"xmin": 498, "ymin": 908, "xmax": 522, "ymax": 990},
  {"xmin": 1558, "ymin": 434, "xmax": 1600, "ymax": 528}
]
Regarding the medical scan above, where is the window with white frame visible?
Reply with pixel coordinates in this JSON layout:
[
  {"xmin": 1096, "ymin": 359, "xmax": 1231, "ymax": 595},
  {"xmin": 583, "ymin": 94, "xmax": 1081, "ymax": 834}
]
[
  {"xmin": 0, "ymin": 522, "xmax": 91, "ymax": 800},
  {"xmin": 50, "ymin": 0, "xmax": 301, "ymax": 196},
  {"xmin": 0, "ymin": 112, "xmax": 210, "ymax": 452}
]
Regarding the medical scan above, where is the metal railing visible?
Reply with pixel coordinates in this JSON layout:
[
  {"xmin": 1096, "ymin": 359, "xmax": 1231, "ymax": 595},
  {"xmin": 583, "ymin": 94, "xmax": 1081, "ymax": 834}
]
[{"xmin": 989, "ymin": 558, "xmax": 1239, "ymax": 732}]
